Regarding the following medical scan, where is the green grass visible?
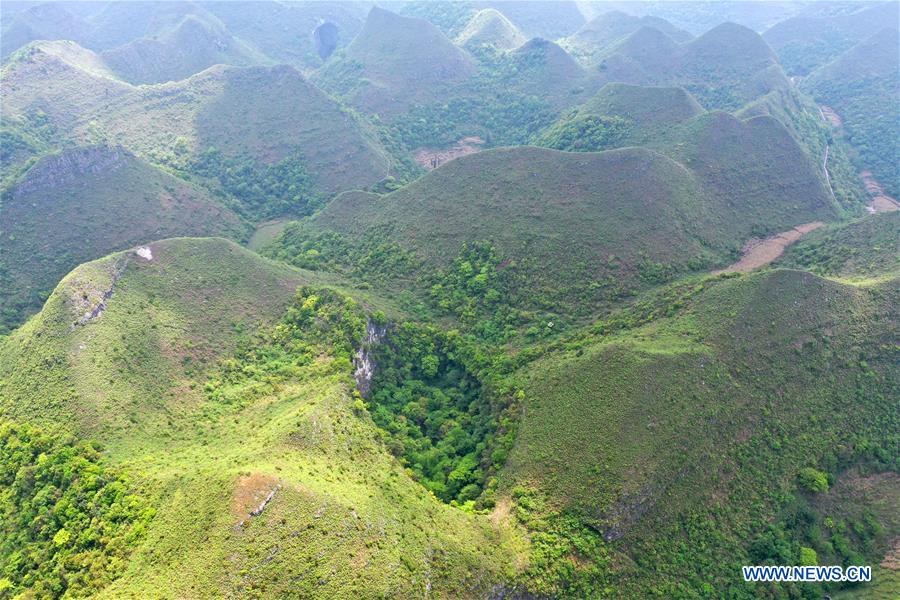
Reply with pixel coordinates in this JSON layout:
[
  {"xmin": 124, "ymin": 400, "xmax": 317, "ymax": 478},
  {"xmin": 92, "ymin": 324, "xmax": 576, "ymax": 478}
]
[
  {"xmin": 0, "ymin": 146, "xmax": 249, "ymax": 333},
  {"xmin": 0, "ymin": 237, "xmax": 527, "ymax": 598},
  {"xmin": 560, "ymin": 11, "xmax": 692, "ymax": 65},
  {"xmin": 276, "ymin": 116, "xmax": 838, "ymax": 325},
  {"xmin": 501, "ymin": 269, "xmax": 899, "ymax": 597},
  {"xmin": 778, "ymin": 212, "xmax": 900, "ymax": 281}
]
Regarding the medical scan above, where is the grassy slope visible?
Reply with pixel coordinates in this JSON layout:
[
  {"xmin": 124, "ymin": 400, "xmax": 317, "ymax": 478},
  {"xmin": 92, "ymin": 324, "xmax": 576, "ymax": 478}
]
[
  {"xmin": 314, "ymin": 6, "xmax": 476, "ymax": 118},
  {"xmin": 762, "ymin": 1, "xmax": 900, "ymax": 75},
  {"xmin": 502, "ymin": 268, "xmax": 899, "ymax": 596},
  {"xmin": 309, "ymin": 114, "xmax": 836, "ymax": 316},
  {"xmin": 0, "ymin": 237, "xmax": 524, "ymax": 597},
  {"xmin": 0, "ymin": 42, "xmax": 391, "ymax": 195},
  {"xmin": 802, "ymin": 27, "xmax": 900, "ymax": 198},
  {"xmin": 0, "ymin": 145, "xmax": 249, "ymax": 332},
  {"xmin": 597, "ymin": 22, "xmax": 791, "ymax": 111},
  {"xmin": 778, "ymin": 212, "xmax": 900, "ymax": 283}
]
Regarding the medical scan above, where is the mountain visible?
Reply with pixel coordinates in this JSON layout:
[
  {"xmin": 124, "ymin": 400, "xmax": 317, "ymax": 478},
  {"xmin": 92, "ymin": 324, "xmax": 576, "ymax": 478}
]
[
  {"xmin": 778, "ymin": 212, "xmax": 900, "ymax": 282},
  {"xmin": 0, "ymin": 145, "xmax": 248, "ymax": 332},
  {"xmin": 501, "ymin": 38, "xmax": 596, "ymax": 108},
  {"xmin": 560, "ymin": 10, "xmax": 692, "ymax": 65},
  {"xmin": 763, "ymin": 1, "xmax": 900, "ymax": 75},
  {"xmin": 534, "ymin": 83, "xmax": 705, "ymax": 151},
  {"xmin": 100, "ymin": 14, "xmax": 270, "ymax": 84},
  {"xmin": 597, "ymin": 22, "xmax": 791, "ymax": 111},
  {"xmin": 315, "ymin": 7, "xmax": 476, "ymax": 117},
  {"xmin": 474, "ymin": 0, "xmax": 585, "ymax": 40},
  {"xmin": 305, "ymin": 128, "xmax": 836, "ymax": 319},
  {"xmin": 0, "ymin": 237, "xmax": 522, "ymax": 598},
  {"xmin": 202, "ymin": 0, "xmax": 366, "ymax": 69},
  {"xmin": 503, "ymin": 267, "xmax": 898, "ymax": 596},
  {"xmin": 454, "ymin": 8, "xmax": 527, "ymax": 51},
  {"xmin": 1, "ymin": 44, "xmax": 392, "ymax": 202},
  {"xmin": 0, "ymin": 2, "xmax": 90, "ymax": 58},
  {"xmin": 802, "ymin": 28, "xmax": 900, "ymax": 198}
]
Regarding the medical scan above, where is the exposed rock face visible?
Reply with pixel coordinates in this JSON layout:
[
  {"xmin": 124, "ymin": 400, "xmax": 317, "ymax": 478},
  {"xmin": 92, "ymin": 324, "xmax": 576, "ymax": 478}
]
[
  {"xmin": 12, "ymin": 145, "xmax": 129, "ymax": 199},
  {"xmin": 313, "ymin": 21, "xmax": 339, "ymax": 60},
  {"xmin": 353, "ymin": 319, "xmax": 386, "ymax": 397}
]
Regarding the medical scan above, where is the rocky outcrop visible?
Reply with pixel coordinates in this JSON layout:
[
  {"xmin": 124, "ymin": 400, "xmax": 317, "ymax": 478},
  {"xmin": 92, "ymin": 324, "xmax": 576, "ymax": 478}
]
[
  {"xmin": 12, "ymin": 145, "xmax": 129, "ymax": 199},
  {"xmin": 353, "ymin": 319, "xmax": 386, "ymax": 396}
]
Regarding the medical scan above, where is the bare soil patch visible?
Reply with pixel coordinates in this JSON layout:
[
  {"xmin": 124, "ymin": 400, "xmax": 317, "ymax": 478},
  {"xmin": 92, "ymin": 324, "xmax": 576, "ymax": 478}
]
[
  {"xmin": 819, "ymin": 105, "xmax": 843, "ymax": 128},
  {"xmin": 232, "ymin": 473, "xmax": 280, "ymax": 524},
  {"xmin": 716, "ymin": 222, "xmax": 824, "ymax": 274},
  {"xmin": 413, "ymin": 136, "xmax": 485, "ymax": 170},
  {"xmin": 860, "ymin": 171, "xmax": 900, "ymax": 213}
]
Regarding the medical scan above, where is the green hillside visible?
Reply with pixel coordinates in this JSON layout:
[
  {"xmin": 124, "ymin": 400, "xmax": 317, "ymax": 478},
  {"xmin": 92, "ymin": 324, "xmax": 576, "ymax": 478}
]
[
  {"xmin": 533, "ymin": 83, "xmax": 705, "ymax": 151},
  {"xmin": 597, "ymin": 22, "xmax": 791, "ymax": 111},
  {"xmin": 561, "ymin": 10, "xmax": 692, "ymax": 65},
  {"xmin": 0, "ymin": 145, "xmax": 249, "ymax": 332},
  {"xmin": 763, "ymin": 1, "xmax": 900, "ymax": 75},
  {"xmin": 802, "ymin": 28, "xmax": 900, "ymax": 198},
  {"xmin": 278, "ymin": 134, "xmax": 836, "ymax": 326},
  {"xmin": 314, "ymin": 7, "xmax": 476, "ymax": 117},
  {"xmin": 0, "ymin": 237, "xmax": 526, "ymax": 598},
  {"xmin": 454, "ymin": 8, "xmax": 527, "ymax": 52},
  {"xmin": 778, "ymin": 212, "xmax": 900, "ymax": 282},
  {"xmin": 475, "ymin": 0, "xmax": 585, "ymax": 40},
  {"xmin": 1, "ymin": 45, "xmax": 392, "ymax": 209},
  {"xmin": 502, "ymin": 268, "xmax": 899, "ymax": 597},
  {"xmin": 100, "ymin": 14, "xmax": 270, "ymax": 85}
]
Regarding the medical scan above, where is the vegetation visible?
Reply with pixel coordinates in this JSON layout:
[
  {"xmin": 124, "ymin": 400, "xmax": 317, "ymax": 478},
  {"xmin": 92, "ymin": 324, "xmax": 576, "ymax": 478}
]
[
  {"xmin": 0, "ymin": 420, "xmax": 154, "ymax": 598},
  {"xmin": 0, "ymin": 146, "xmax": 249, "ymax": 333},
  {"xmin": 803, "ymin": 28, "xmax": 900, "ymax": 197},
  {"xmin": 779, "ymin": 213, "xmax": 900, "ymax": 280},
  {"xmin": 533, "ymin": 113, "xmax": 630, "ymax": 152}
]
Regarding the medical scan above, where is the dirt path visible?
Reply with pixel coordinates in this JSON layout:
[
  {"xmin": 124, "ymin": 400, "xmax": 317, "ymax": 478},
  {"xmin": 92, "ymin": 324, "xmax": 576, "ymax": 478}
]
[
  {"xmin": 413, "ymin": 136, "xmax": 485, "ymax": 170},
  {"xmin": 860, "ymin": 170, "xmax": 900, "ymax": 213},
  {"xmin": 715, "ymin": 222, "xmax": 825, "ymax": 274}
]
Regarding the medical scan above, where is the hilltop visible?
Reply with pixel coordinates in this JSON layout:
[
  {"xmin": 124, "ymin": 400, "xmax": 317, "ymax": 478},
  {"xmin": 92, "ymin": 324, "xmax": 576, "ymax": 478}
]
[
  {"xmin": 1, "ymin": 45, "xmax": 392, "ymax": 206},
  {"xmin": 778, "ymin": 212, "xmax": 900, "ymax": 281},
  {"xmin": 802, "ymin": 28, "xmax": 900, "ymax": 198},
  {"xmin": 763, "ymin": 1, "xmax": 900, "ymax": 75},
  {"xmin": 597, "ymin": 22, "xmax": 791, "ymax": 111},
  {"xmin": 0, "ymin": 2, "xmax": 91, "ymax": 58},
  {"xmin": 474, "ymin": 0, "xmax": 585, "ymax": 40},
  {"xmin": 298, "ymin": 134, "xmax": 836, "ymax": 321},
  {"xmin": 100, "ymin": 14, "xmax": 270, "ymax": 84},
  {"xmin": 560, "ymin": 10, "xmax": 692, "ymax": 65},
  {"xmin": 454, "ymin": 8, "xmax": 527, "ymax": 51},
  {"xmin": 0, "ymin": 237, "xmax": 525, "ymax": 597},
  {"xmin": 501, "ymin": 38, "xmax": 596, "ymax": 108},
  {"xmin": 0, "ymin": 146, "xmax": 248, "ymax": 332},
  {"xmin": 533, "ymin": 83, "xmax": 705, "ymax": 151},
  {"xmin": 314, "ymin": 7, "xmax": 476, "ymax": 117}
]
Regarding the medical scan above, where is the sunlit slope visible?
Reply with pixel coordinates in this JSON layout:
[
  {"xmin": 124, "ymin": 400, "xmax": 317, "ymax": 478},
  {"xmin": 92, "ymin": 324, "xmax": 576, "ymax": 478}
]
[
  {"xmin": 1, "ymin": 43, "xmax": 391, "ymax": 195},
  {"xmin": 0, "ymin": 237, "xmax": 523, "ymax": 598},
  {"xmin": 503, "ymin": 268, "xmax": 899, "ymax": 596},
  {"xmin": 0, "ymin": 146, "xmax": 248, "ymax": 332}
]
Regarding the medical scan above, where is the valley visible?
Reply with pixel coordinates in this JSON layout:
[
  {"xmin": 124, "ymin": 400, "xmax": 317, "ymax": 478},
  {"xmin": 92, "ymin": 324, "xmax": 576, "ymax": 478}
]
[{"xmin": 0, "ymin": 2, "xmax": 897, "ymax": 599}]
